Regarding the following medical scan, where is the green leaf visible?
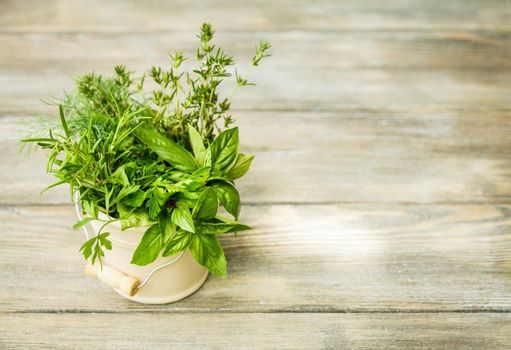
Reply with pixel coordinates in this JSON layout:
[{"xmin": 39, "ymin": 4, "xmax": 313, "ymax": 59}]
[
  {"xmin": 227, "ymin": 223, "xmax": 251, "ymax": 233},
  {"xmin": 41, "ymin": 179, "xmax": 67, "ymax": 194},
  {"xmin": 197, "ymin": 221, "xmax": 251, "ymax": 234},
  {"xmin": 171, "ymin": 201, "xmax": 195, "ymax": 233},
  {"xmin": 212, "ymin": 181, "xmax": 240, "ymax": 218},
  {"xmin": 183, "ymin": 167, "xmax": 210, "ymax": 192},
  {"xmin": 118, "ymin": 204, "xmax": 153, "ymax": 230},
  {"xmin": 59, "ymin": 105, "xmax": 70, "ymax": 138},
  {"xmin": 99, "ymin": 232, "xmax": 112, "ymax": 250},
  {"xmin": 226, "ymin": 153, "xmax": 254, "ymax": 180},
  {"xmin": 189, "ymin": 166, "xmax": 211, "ymax": 183},
  {"xmin": 146, "ymin": 187, "xmax": 170, "ymax": 220},
  {"xmin": 79, "ymin": 236, "xmax": 95, "ymax": 260},
  {"xmin": 210, "ymin": 127, "xmax": 239, "ymax": 173},
  {"xmin": 112, "ymin": 164, "xmax": 133, "ymax": 186},
  {"xmin": 131, "ymin": 224, "xmax": 163, "ymax": 266},
  {"xmin": 79, "ymin": 232, "xmax": 111, "ymax": 266},
  {"xmin": 214, "ymin": 215, "xmax": 252, "ymax": 232},
  {"xmin": 134, "ymin": 126, "xmax": 197, "ymax": 172},
  {"xmin": 123, "ymin": 189, "xmax": 147, "ymax": 208},
  {"xmin": 162, "ymin": 229, "xmax": 193, "ymax": 256},
  {"xmin": 20, "ymin": 137, "xmax": 55, "ymax": 143},
  {"xmin": 116, "ymin": 185, "xmax": 140, "ymax": 203},
  {"xmin": 73, "ymin": 217, "xmax": 95, "ymax": 230},
  {"xmin": 189, "ymin": 233, "xmax": 227, "ymax": 277},
  {"xmin": 188, "ymin": 124, "xmax": 206, "ymax": 165},
  {"xmin": 159, "ymin": 214, "xmax": 176, "ymax": 242},
  {"xmin": 193, "ymin": 187, "xmax": 218, "ymax": 220},
  {"xmin": 204, "ymin": 147, "xmax": 212, "ymax": 167},
  {"xmin": 82, "ymin": 200, "xmax": 98, "ymax": 219}
]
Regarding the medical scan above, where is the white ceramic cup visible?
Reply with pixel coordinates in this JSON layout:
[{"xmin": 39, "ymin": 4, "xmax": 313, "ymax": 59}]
[{"xmin": 87, "ymin": 212, "xmax": 209, "ymax": 304}]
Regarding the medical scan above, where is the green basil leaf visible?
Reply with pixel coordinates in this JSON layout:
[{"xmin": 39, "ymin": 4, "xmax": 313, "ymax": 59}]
[
  {"xmin": 226, "ymin": 223, "xmax": 251, "ymax": 233},
  {"xmin": 171, "ymin": 201, "xmax": 195, "ymax": 233},
  {"xmin": 207, "ymin": 175, "xmax": 232, "ymax": 182},
  {"xmin": 183, "ymin": 167, "xmax": 211, "ymax": 191},
  {"xmin": 204, "ymin": 147, "xmax": 212, "ymax": 167},
  {"xmin": 188, "ymin": 124, "xmax": 206, "ymax": 166},
  {"xmin": 131, "ymin": 224, "xmax": 163, "ymax": 266},
  {"xmin": 213, "ymin": 215, "xmax": 252, "ymax": 233},
  {"xmin": 226, "ymin": 153, "xmax": 254, "ymax": 180},
  {"xmin": 159, "ymin": 214, "xmax": 176, "ymax": 242},
  {"xmin": 182, "ymin": 190, "xmax": 201, "ymax": 200},
  {"xmin": 212, "ymin": 181, "xmax": 240, "ymax": 219},
  {"xmin": 210, "ymin": 127, "xmax": 239, "ymax": 173},
  {"xmin": 193, "ymin": 187, "xmax": 218, "ymax": 220},
  {"xmin": 189, "ymin": 233, "xmax": 227, "ymax": 277},
  {"xmin": 162, "ymin": 229, "xmax": 193, "ymax": 257},
  {"xmin": 134, "ymin": 126, "xmax": 197, "ymax": 172},
  {"xmin": 189, "ymin": 166, "xmax": 210, "ymax": 183},
  {"xmin": 197, "ymin": 221, "xmax": 251, "ymax": 234}
]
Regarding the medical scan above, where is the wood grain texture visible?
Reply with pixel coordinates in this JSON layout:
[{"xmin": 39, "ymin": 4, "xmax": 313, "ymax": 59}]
[
  {"xmin": 1, "ymin": 0, "xmax": 509, "ymax": 32},
  {"xmin": 1, "ymin": 0, "xmax": 510, "ymax": 348},
  {"xmin": 0, "ymin": 30, "xmax": 510, "ymax": 115},
  {"xmin": 1, "ymin": 313, "xmax": 511, "ymax": 350},
  {"xmin": 1, "ymin": 204, "xmax": 510, "ymax": 313},
  {"xmin": 3, "ymin": 111, "xmax": 510, "ymax": 205}
]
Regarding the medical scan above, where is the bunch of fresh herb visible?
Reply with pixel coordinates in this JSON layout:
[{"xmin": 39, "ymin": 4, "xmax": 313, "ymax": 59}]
[{"xmin": 22, "ymin": 23, "xmax": 270, "ymax": 277}]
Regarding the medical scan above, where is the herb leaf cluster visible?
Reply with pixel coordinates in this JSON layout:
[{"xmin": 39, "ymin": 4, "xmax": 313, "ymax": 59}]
[{"xmin": 22, "ymin": 23, "xmax": 270, "ymax": 277}]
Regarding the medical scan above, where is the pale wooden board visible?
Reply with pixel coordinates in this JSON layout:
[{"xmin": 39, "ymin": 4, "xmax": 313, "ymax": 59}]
[
  {"xmin": 1, "ymin": 313, "xmax": 511, "ymax": 350},
  {"xmin": 1, "ymin": 0, "xmax": 510, "ymax": 32},
  {"xmin": 2, "ymin": 31, "xmax": 511, "ymax": 71},
  {"xmin": 0, "ymin": 31, "xmax": 510, "ymax": 115},
  {"xmin": 1, "ymin": 204, "xmax": 510, "ymax": 313},
  {"xmin": 1, "ymin": 0, "xmax": 510, "ymax": 347},
  {"xmin": 3, "ymin": 111, "xmax": 511, "ymax": 205}
]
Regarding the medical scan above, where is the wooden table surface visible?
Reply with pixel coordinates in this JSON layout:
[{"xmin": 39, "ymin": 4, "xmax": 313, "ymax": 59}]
[{"xmin": 1, "ymin": 1, "xmax": 511, "ymax": 349}]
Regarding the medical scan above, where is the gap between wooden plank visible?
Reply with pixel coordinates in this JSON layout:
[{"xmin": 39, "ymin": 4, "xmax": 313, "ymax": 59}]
[
  {"xmin": 3, "ymin": 107, "xmax": 511, "ymax": 119},
  {"xmin": 4, "ymin": 309, "xmax": 511, "ymax": 315},
  {"xmin": 3, "ymin": 201, "xmax": 511, "ymax": 208},
  {"xmin": 1, "ymin": 28, "xmax": 511, "ymax": 35}
]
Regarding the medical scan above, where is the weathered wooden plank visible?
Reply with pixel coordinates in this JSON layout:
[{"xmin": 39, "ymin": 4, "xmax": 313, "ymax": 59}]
[
  {"xmin": 0, "ymin": 204, "xmax": 510, "ymax": 312},
  {"xmin": 4, "ymin": 69, "xmax": 510, "ymax": 115},
  {"xmin": 2, "ymin": 31, "xmax": 511, "ymax": 71},
  {"xmin": 0, "ymin": 31, "xmax": 510, "ymax": 115},
  {"xmin": 0, "ymin": 0, "xmax": 509, "ymax": 32},
  {"xmin": 3, "ymin": 110, "xmax": 510, "ymax": 205},
  {"xmin": 1, "ymin": 313, "xmax": 510, "ymax": 349}
]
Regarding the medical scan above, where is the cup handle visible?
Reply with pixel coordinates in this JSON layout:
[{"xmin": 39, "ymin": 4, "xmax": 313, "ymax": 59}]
[{"xmin": 85, "ymin": 261, "xmax": 140, "ymax": 296}]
